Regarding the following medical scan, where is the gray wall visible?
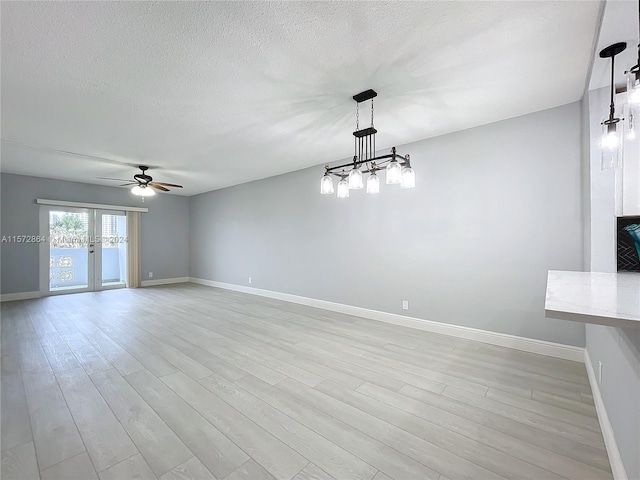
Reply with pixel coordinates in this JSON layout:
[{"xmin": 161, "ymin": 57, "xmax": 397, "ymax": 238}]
[
  {"xmin": 0, "ymin": 173, "xmax": 189, "ymax": 294},
  {"xmin": 587, "ymin": 325, "xmax": 640, "ymax": 479},
  {"xmin": 584, "ymin": 86, "xmax": 640, "ymax": 479},
  {"xmin": 190, "ymin": 102, "xmax": 586, "ymax": 347}
]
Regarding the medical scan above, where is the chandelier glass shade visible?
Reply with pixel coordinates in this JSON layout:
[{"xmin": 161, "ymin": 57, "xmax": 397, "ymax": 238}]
[
  {"xmin": 336, "ymin": 178, "xmax": 350, "ymax": 198},
  {"xmin": 348, "ymin": 166, "xmax": 364, "ymax": 189},
  {"xmin": 131, "ymin": 184, "xmax": 156, "ymax": 196},
  {"xmin": 366, "ymin": 172, "xmax": 380, "ymax": 194},
  {"xmin": 401, "ymin": 164, "xmax": 416, "ymax": 189},
  {"xmin": 320, "ymin": 89, "xmax": 415, "ymax": 196},
  {"xmin": 386, "ymin": 159, "xmax": 402, "ymax": 184},
  {"xmin": 320, "ymin": 174, "xmax": 334, "ymax": 194}
]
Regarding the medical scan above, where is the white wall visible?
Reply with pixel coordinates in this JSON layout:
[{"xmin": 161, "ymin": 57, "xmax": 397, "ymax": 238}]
[{"xmin": 191, "ymin": 102, "xmax": 586, "ymax": 347}]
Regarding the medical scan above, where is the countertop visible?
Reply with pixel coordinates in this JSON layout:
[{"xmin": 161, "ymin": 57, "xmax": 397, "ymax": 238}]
[{"xmin": 545, "ymin": 270, "xmax": 640, "ymax": 329}]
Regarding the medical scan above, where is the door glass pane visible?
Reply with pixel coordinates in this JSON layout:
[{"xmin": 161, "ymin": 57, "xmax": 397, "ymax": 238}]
[
  {"xmin": 101, "ymin": 213, "xmax": 127, "ymax": 286},
  {"xmin": 49, "ymin": 210, "xmax": 89, "ymax": 291}
]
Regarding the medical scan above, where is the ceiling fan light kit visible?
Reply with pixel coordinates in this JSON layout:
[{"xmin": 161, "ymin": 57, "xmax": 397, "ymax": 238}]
[
  {"xmin": 131, "ymin": 184, "xmax": 156, "ymax": 197},
  {"xmin": 320, "ymin": 89, "xmax": 415, "ymax": 197}
]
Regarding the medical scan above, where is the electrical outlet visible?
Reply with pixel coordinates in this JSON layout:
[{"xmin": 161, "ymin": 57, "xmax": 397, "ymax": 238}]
[
  {"xmin": 402, "ymin": 300, "xmax": 409, "ymax": 310},
  {"xmin": 249, "ymin": 277, "xmax": 252, "ymax": 284},
  {"xmin": 148, "ymin": 272, "xmax": 153, "ymax": 278},
  {"xmin": 598, "ymin": 361, "xmax": 603, "ymax": 384}
]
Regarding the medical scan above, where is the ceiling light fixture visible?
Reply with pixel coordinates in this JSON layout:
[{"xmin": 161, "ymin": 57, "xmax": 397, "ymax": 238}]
[
  {"xmin": 131, "ymin": 184, "xmax": 156, "ymax": 197},
  {"xmin": 320, "ymin": 89, "xmax": 414, "ymax": 197},
  {"xmin": 600, "ymin": 42, "xmax": 627, "ymax": 170},
  {"xmin": 625, "ymin": 1, "xmax": 640, "ymax": 140}
]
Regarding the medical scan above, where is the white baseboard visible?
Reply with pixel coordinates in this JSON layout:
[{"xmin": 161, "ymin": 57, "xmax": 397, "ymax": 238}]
[
  {"xmin": 1, "ymin": 278, "xmax": 190, "ymax": 300},
  {"xmin": 0, "ymin": 291, "xmax": 41, "ymax": 302},
  {"xmin": 141, "ymin": 277, "xmax": 190, "ymax": 287},
  {"xmin": 584, "ymin": 350, "xmax": 628, "ymax": 480},
  {"xmin": 189, "ymin": 278, "xmax": 585, "ymax": 362}
]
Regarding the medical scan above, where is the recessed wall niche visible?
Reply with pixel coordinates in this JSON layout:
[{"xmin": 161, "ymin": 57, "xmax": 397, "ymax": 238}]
[{"xmin": 617, "ymin": 216, "xmax": 640, "ymax": 272}]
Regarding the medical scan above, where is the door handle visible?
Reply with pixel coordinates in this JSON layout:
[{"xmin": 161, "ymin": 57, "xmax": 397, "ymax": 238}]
[{"xmin": 89, "ymin": 243, "xmax": 94, "ymax": 254}]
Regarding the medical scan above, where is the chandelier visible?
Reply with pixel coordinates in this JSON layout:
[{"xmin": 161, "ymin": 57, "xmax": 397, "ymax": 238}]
[{"xmin": 320, "ymin": 89, "xmax": 415, "ymax": 197}]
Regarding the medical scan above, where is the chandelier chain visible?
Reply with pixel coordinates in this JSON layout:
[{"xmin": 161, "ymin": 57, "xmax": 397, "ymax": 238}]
[
  {"xmin": 371, "ymin": 98, "xmax": 374, "ymax": 127},
  {"xmin": 355, "ymin": 103, "xmax": 359, "ymax": 158}
]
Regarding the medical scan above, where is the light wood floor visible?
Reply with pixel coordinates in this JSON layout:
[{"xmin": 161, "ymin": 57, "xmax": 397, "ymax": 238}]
[{"xmin": 1, "ymin": 283, "xmax": 612, "ymax": 480}]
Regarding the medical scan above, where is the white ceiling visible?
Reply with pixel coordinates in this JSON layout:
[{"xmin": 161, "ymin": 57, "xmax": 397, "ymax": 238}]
[{"xmin": 1, "ymin": 1, "xmax": 603, "ymax": 196}]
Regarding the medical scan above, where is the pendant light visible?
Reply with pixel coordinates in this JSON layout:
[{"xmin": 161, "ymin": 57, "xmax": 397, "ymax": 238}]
[
  {"xmin": 626, "ymin": 1, "xmax": 640, "ymax": 140},
  {"xmin": 600, "ymin": 42, "xmax": 627, "ymax": 170}
]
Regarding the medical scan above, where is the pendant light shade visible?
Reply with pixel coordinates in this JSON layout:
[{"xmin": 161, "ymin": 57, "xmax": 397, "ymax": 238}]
[
  {"xmin": 602, "ymin": 122, "xmax": 624, "ymax": 170},
  {"xmin": 320, "ymin": 174, "xmax": 334, "ymax": 194},
  {"xmin": 386, "ymin": 160, "xmax": 402, "ymax": 184},
  {"xmin": 348, "ymin": 166, "xmax": 363, "ymax": 189},
  {"xmin": 366, "ymin": 172, "xmax": 380, "ymax": 194},
  {"xmin": 131, "ymin": 185, "xmax": 156, "ymax": 196},
  {"xmin": 336, "ymin": 178, "xmax": 350, "ymax": 198}
]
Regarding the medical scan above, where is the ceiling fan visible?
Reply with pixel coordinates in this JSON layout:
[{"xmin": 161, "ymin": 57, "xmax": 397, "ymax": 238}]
[{"xmin": 98, "ymin": 166, "xmax": 183, "ymax": 197}]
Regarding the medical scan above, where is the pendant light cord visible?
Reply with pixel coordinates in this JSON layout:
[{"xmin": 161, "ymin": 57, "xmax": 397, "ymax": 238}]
[{"xmin": 609, "ymin": 53, "xmax": 616, "ymax": 121}]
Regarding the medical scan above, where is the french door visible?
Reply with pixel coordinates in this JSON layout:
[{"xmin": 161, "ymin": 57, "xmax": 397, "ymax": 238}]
[{"xmin": 40, "ymin": 207, "xmax": 128, "ymax": 295}]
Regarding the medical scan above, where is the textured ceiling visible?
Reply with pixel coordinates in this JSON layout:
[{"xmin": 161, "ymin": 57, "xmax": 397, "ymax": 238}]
[{"xmin": 1, "ymin": 1, "xmax": 602, "ymax": 196}]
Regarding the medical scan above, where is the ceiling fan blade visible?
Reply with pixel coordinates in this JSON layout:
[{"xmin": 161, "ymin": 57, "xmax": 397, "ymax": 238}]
[
  {"xmin": 150, "ymin": 184, "xmax": 170, "ymax": 192},
  {"xmin": 118, "ymin": 182, "xmax": 137, "ymax": 186},
  {"xmin": 97, "ymin": 177, "xmax": 133, "ymax": 182},
  {"xmin": 150, "ymin": 182, "xmax": 183, "ymax": 188}
]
